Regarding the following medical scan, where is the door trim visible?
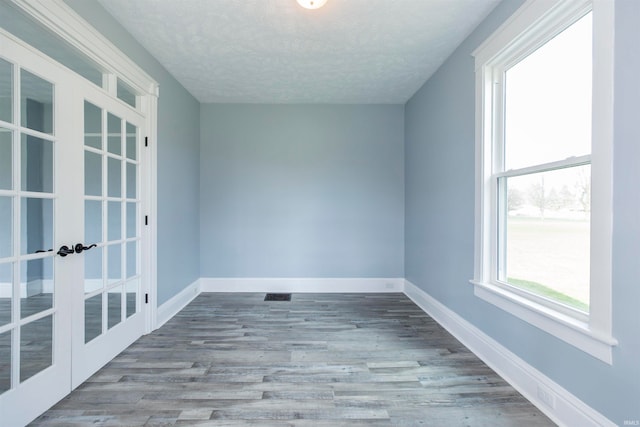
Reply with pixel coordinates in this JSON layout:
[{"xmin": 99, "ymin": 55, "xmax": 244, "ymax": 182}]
[
  {"xmin": 11, "ymin": 0, "xmax": 158, "ymax": 97},
  {"xmin": 9, "ymin": 0, "xmax": 159, "ymax": 333}
]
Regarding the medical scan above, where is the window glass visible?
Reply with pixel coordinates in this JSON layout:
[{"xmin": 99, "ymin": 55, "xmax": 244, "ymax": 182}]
[
  {"xmin": 501, "ymin": 165, "xmax": 591, "ymax": 311},
  {"xmin": 473, "ymin": 0, "xmax": 614, "ymax": 362},
  {"xmin": 117, "ymin": 79, "xmax": 136, "ymax": 108},
  {"xmin": 498, "ymin": 13, "xmax": 593, "ymax": 312},
  {"xmin": 504, "ymin": 13, "xmax": 592, "ymax": 170}
]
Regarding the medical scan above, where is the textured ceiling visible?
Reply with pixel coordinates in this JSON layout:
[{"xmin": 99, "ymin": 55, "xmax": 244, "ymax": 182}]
[{"xmin": 97, "ymin": 0, "xmax": 500, "ymax": 104}]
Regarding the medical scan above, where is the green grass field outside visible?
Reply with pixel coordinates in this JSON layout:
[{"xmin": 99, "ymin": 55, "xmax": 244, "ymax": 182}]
[
  {"xmin": 506, "ymin": 216, "xmax": 590, "ymax": 311},
  {"xmin": 507, "ymin": 277, "xmax": 589, "ymax": 312}
]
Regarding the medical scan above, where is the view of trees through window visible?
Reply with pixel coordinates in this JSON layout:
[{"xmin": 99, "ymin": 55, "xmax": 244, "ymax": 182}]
[
  {"xmin": 500, "ymin": 12, "xmax": 592, "ymax": 312},
  {"xmin": 503, "ymin": 166, "xmax": 590, "ymax": 311}
]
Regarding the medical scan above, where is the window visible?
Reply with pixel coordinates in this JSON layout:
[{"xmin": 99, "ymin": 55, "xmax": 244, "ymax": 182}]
[
  {"xmin": 472, "ymin": 0, "xmax": 616, "ymax": 363},
  {"xmin": 117, "ymin": 78, "xmax": 138, "ymax": 108}
]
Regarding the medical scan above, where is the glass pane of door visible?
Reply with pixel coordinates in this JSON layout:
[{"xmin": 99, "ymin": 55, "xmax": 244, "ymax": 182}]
[
  {"xmin": 107, "ymin": 285, "xmax": 122, "ymax": 329},
  {"xmin": 84, "ymin": 101, "xmax": 101, "ymax": 149},
  {"xmin": 17, "ymin": 68, "xmax": 55, "ymax": 383},
  {"xmin": 0, "ymin": 263, "xmax": 11, "ymax": 327},
  {"xmin": 20, "ymin": 258, "xmax": 53, "ymax": 318},
  {"xmin": 84, "ymin": 151, "xmax": 102, "ymax": 196},
  {"xmin": 84, "ymin": 294, "xmax": 101, "ymax": 343},
  {"xmin": 20, "ymin": 315, "xmax": 52, "ymax": 382},
  {"xmin": 0, "ymin": 60, "xmax": 58, "ymax": 400},
  {"xmin": 21, "ymin": 134, "xmax": 53, "ymax": 193},
  {"xmin": 20, "ymin": 69, "xmax": 53, "ymax": 135},
  {"xmin": 0, "ymin": 197, "xmax": 11, "ymax": 258},
  {"xmin": 0, "ymin": 58, "xmax": 12, "ymax": 123},
  {"xmin": 107, "ymin": 113, "xmax": 121, "ymax": 155},
  {"xmin": 20, "ymin": 197, "xmax": 53, "ymax": 255},
  {"xmin": 83, "ymin": 101, "xmax": 142, "ymax": 343},
  {"xmin": 0, "ymin": 128, "xmax": 12, "ymax": 189},
  {"xmin": 0, "ymin": 331, "xmax": 11, "ymax": 393}
]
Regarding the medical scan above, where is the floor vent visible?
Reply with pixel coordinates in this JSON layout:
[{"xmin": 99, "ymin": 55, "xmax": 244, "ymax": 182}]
[{"xmin": 264, "ymin": 293, "xmax": 291, "ymax": 301}]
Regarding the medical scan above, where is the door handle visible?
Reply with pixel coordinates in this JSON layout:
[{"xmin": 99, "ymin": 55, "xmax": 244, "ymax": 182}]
[
  {"xmin": 56, "ymin": 245, "xmax": 75, "ymax": 257},
  {"xmin": 74, "ymin": 243, "xmax": 97, "ymax": 254}
]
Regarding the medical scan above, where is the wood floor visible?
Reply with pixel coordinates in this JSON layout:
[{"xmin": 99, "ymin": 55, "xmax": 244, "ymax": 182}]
[{"xmin": 31, "ymin": 293, "xmax": 554, "ymax": 426}]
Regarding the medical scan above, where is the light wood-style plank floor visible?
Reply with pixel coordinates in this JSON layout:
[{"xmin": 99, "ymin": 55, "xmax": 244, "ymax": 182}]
[{"xmin": 31, "ymin": 293, "xmax": 554, "ymax": 426}]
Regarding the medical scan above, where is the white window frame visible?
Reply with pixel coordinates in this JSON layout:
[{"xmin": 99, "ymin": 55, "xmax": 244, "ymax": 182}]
[{"xmin": 471, "ymin": 0, "xmax": 617, "ymax": 364}]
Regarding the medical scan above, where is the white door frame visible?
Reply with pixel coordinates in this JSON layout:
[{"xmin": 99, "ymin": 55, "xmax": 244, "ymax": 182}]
[{"xmin": 9, "ymin": 0, "xmax": 160, "ymax": 332}]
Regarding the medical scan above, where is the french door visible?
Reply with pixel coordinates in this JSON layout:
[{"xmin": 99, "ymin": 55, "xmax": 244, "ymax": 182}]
[
  {"xmin": 0, "ymin": 29, "xmax": 148, "ymax": 426},
  {"xmin": 70, "ymin": 79, "xmax": 147, "ymax": 388}
]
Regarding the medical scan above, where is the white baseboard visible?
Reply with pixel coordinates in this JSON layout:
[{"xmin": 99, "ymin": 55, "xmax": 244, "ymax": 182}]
[
  {"xmin": 199, "ymin": 277, "xmax": 405, "ymax": 293},
  {"xmin": 403, "ymin": 280, "xmax": 614, "ymax": 427},
  {"xmin": 155, "ymin": 279, "xmax": 200, "ymax": 329}
]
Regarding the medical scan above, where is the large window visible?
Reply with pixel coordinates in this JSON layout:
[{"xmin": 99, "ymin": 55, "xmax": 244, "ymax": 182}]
[{"xmin": 472, "ymin": 0, "xmax": 616, "ymax": 363}]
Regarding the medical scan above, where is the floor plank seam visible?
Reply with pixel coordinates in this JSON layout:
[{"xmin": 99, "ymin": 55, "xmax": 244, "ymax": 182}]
[{"xmin": 31, "ymin": 293, "xmax": 554, "ymax": 426}]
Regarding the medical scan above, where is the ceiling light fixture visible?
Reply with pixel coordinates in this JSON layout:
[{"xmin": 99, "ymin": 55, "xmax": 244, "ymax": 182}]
[{"xmin": 296, "ymin": 0, "xmax": 328, "ymax": 10}]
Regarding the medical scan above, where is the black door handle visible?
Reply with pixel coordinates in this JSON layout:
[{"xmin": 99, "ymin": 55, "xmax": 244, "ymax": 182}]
[
  {"xmin": 74, "ymin": 243, "xmax": 97, "ymax": 254},
  {"xmin": 56, "ymin": 245, "xmax": 75, "ymax": 257}
]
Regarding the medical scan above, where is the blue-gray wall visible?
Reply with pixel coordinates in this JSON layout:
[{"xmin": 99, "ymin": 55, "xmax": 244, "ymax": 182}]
[
  {"xmin": 200, "ymin": 104, "xmax": 404, "ymax": 278},
  {"xmin": 404, "ymin": 0, "xmax": 640, "ymax": 423},
  {"xmin": 65, "ymin": 0, "xmax": 201, "ymax": 305}
]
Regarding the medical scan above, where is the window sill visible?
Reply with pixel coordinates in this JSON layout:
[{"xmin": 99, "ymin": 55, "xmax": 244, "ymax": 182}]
[{"xmin": 470, "ymin": 280, "xmax": 617, "ymax": 364}]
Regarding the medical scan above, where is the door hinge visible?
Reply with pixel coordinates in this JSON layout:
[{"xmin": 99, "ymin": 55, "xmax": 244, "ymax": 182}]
[
  {"xmin": 145, "ymin": 293, "xmax": 149, "ymax": 304},
  {"xmin": 145, "ymin": 215, "xmax": 148, "ymax": 225},
  {"xmin": 145, "ymin": 136, "xmax": 148, "ymax": 147}
]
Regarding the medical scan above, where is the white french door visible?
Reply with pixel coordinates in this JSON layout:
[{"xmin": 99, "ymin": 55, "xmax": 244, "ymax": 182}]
[
  {"xmin": 0, "ymin": 30, "xmax": 74, "ymax": 427},
  {"xmin": 0, "ymin": 29, "xmax": 148, "ymax": 426},
  {"xmin": 70, "ymin": 79, "xmax": 147, "ymax": 388}
]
